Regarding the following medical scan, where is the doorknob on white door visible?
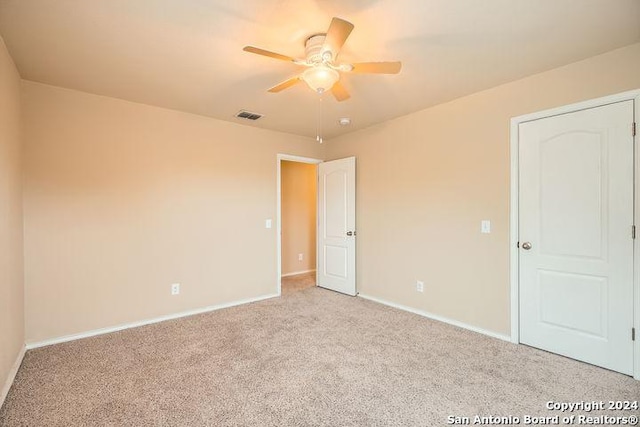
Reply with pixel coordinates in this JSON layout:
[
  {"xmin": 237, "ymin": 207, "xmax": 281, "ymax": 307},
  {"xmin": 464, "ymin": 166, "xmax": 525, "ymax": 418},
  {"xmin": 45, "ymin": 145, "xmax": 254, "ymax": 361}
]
[
  {"xmin": 346, "ymin": 231, "xmax": 353, "ymax": 236},
  {"xmin": 521, "ymin": 242, "xmax": 532, "ymax": 250}
]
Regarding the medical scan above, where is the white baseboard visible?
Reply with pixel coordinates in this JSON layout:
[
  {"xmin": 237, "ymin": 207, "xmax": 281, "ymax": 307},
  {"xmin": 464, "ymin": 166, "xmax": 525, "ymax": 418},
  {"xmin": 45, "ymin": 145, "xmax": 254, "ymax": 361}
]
[
  {"xmin": 1, "ymin": 344, "xmax": 26, "ymax": 408},
  {"xmin": 358, "ymin": 293, "xmax": 511, "ymax": 342},
  {"xmin": 26, "ymin": 293, "xmax": 280, "ymax": 350},
  {"xmin": 281, "ymin": 269, "xmax": 316, "ymax": 278}
]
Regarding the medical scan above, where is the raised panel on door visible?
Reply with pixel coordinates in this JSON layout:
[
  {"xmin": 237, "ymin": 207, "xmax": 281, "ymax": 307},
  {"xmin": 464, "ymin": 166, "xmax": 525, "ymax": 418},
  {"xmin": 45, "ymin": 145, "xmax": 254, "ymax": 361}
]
[
  {"xmin": 538, "ymin": 131, "xmax": 606, "ymax": 259},
  {"xmin": 519, "ymin": 100, "xmax": 634, "ymax": 375}
]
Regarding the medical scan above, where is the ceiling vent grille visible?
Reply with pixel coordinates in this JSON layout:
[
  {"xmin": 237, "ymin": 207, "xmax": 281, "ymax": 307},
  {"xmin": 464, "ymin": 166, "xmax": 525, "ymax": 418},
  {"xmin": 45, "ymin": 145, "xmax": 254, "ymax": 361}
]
[{"xmin": 235, "ymin": 110, "xmax": 263, "ymax": 121}]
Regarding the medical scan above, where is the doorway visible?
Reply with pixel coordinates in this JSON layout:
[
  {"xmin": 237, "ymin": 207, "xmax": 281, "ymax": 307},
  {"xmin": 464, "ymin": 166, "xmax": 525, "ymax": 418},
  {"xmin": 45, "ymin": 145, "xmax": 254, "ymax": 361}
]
[
  {"xmin": 510, "ymin": 90, "xmax": 640, "ymax": 379},
  {"xmin": 276, "ymin": 155, "xmax": 322, "ymax": 295},
  {"xmin": 280, "ymin": 159, "xmax": 318, "ymax": 294},
  {"xmin": 276, "ymin": 154, "xmax": 358, "ymax": 297}
]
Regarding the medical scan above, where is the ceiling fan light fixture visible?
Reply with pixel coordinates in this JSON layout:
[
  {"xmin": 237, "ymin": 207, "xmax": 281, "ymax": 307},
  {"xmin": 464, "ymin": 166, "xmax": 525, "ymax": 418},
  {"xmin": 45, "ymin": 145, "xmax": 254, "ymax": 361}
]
[
  {"xmin": 243, "ymin": 17, "xmax": 401, "ymax": 102},
  {"xmin": 301, "ymin": 65, "xmax": 339, "ymax": 93}
]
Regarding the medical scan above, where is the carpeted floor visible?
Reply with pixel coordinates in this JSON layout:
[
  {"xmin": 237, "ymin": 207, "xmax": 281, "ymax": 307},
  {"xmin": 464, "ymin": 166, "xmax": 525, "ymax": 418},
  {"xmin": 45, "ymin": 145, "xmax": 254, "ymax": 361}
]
[
  {"xmin": 281, "ymin": 271, "xmax": 316, "ymax": 294},
  {"xmin": 1, "ymin": 276, "xmax": 638, "ymax": 426}
]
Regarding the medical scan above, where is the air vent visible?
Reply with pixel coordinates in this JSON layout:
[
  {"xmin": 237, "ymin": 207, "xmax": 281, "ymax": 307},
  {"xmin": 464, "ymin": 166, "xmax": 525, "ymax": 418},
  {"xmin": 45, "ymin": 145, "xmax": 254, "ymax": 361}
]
[{"xmin": 235, "ymin": 110, "xmax": 263, "ymax": 121}]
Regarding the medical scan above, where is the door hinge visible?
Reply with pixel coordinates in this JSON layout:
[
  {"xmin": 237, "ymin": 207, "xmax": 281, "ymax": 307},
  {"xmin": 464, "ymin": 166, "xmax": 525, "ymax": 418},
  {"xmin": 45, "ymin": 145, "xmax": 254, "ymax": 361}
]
[
  {"xmin": 633, "ymin": 328, "xmax": 636, "ymax": 341},
  {"xmin": 633, "ymin": 225, "xmax": 636, "ymax": 239},
  {"xmin": 633, "ymin": 122, "xmax": 637, "ymax": 137}
]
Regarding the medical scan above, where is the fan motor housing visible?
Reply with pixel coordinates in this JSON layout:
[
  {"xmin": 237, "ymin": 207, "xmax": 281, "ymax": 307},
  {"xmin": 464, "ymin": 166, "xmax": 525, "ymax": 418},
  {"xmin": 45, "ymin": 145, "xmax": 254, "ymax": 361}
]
[{"xmin": 304, "ymin": 34, "xmax": 328, "ymax": 64}]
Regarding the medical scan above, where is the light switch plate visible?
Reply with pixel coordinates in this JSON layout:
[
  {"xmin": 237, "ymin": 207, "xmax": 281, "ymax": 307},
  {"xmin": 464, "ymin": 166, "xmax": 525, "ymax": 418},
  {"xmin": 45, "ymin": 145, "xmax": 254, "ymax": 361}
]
[
  {"xmin": 481, "ymin": 220, "xmax": 491, "ymax": 234},
  {"xmin": 265, "ymin": 219, "xmax": 272, "ymax": 229}
]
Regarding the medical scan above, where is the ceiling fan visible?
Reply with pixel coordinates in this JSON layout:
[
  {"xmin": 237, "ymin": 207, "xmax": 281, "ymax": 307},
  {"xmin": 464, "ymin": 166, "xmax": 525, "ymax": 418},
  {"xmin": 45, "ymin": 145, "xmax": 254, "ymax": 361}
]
[{"xmin": 243, "ymin": 17, "xmax": 402, "ymax": 102}]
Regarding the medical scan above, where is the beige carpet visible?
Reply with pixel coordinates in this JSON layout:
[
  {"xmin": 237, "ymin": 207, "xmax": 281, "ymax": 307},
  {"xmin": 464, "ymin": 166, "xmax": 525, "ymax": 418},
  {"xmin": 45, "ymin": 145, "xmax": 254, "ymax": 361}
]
[
  {"xmin": 281, "ymin": 271, "xmax": 316, "ymax": 294},
  {"xmin": 1, "ymin": 281, "xmax": 638, "ymax": 426}
]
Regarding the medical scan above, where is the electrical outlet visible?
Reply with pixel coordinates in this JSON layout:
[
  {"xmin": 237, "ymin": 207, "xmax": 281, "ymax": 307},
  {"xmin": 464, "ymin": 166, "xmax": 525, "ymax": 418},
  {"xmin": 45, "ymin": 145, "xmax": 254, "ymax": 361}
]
[
  {"xmin": 298, "ymin": 253, "xmax": 303, "ymax": 261},
  {"xmin": 416, "ymin": 280, "xmax": 424, "ymax": 293},
  {"xmin": 171, "ymin": 283, "xmax": 180, "ymax": 295}
]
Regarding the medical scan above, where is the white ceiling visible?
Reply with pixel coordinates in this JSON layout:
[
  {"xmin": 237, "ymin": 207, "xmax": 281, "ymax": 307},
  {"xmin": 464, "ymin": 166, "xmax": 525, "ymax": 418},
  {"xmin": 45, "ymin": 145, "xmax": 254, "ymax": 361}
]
[{"xmin": 1, "ymin": 0, "xmax": 639, "ymax": 140}]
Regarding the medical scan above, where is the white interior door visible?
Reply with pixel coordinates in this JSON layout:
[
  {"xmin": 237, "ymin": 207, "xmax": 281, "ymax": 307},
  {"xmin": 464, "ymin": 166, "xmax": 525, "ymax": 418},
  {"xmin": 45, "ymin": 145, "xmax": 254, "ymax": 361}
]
[
  {"xmin": 317, "ymin": 157, "xmax": 356, "ymax": 296},
  {"xmin": 519, "ymin": 100, "xmax": 634, "ymax": 375}
]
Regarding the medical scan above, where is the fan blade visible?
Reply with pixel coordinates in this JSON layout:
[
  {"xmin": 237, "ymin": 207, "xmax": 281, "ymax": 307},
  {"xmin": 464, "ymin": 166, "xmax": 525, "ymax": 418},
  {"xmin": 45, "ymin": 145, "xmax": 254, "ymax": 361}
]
[
  {"xmin": 243, "ymin": 46, "xmax": 297, "ymax": 63},
  {"xmin": 322, "ymin": 17, "xmax": 354, "ymax": 58},
  {"xmin": 331, "ymin": 81, "xmax": 350, "ymax": 102},
  {"xmin": 268, "ymin": 76, "xmax": 301, "ymax": 93},
  {"xmin": 350, "ymin": 61, "xmax": 402, "ymax": 74}
]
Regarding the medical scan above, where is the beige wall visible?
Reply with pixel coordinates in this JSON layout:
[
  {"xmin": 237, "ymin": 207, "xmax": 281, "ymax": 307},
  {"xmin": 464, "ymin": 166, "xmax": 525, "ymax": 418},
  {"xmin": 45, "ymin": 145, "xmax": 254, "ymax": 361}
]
[
  {"xmin": 325, "ymin": 43, "xmax": 640, "ymax": 336},
  {"xmin": 15, "ymin": 41, "xmax": 640, "ymax": 345},
  {"xmin": 21, "ymin": 81, "xmax": 323, "ymax": 343},
  {"xmin": 281, "ymin": 161, "xmax": 316, "ymax": 275},
  {"xmin": 0, "ymin": 37, "xmax": 24, "ymax": 398}
]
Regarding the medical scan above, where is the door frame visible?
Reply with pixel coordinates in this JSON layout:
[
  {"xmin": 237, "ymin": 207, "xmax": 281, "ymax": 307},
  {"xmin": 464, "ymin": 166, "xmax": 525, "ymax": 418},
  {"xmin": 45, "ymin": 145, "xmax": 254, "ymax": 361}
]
[
  {"xmin": 276, "ymin": 154, "xmax": 323, "ymax": 296},
  {"xmin": 509, "ymin": 89, "xmax": 640, "ymax": 380}
]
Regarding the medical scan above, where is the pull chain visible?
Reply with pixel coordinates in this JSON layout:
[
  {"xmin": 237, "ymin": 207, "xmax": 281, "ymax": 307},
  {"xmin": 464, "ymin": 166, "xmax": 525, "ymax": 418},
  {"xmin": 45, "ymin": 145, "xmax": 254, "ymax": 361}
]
[{"xmin": 316, "ymin": 89, "xmax": 324, "ymax": 144}]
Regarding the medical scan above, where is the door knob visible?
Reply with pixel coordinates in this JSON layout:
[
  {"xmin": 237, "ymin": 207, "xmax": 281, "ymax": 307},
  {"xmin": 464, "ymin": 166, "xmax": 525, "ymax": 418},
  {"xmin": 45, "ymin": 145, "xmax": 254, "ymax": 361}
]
[
  {"xmin": 521, "ymin": 242, "xmax": 532, "ymax": 250},
  {"xmin": 346, "ymin": 231, "xmax": 353, "ymax": 236}
]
